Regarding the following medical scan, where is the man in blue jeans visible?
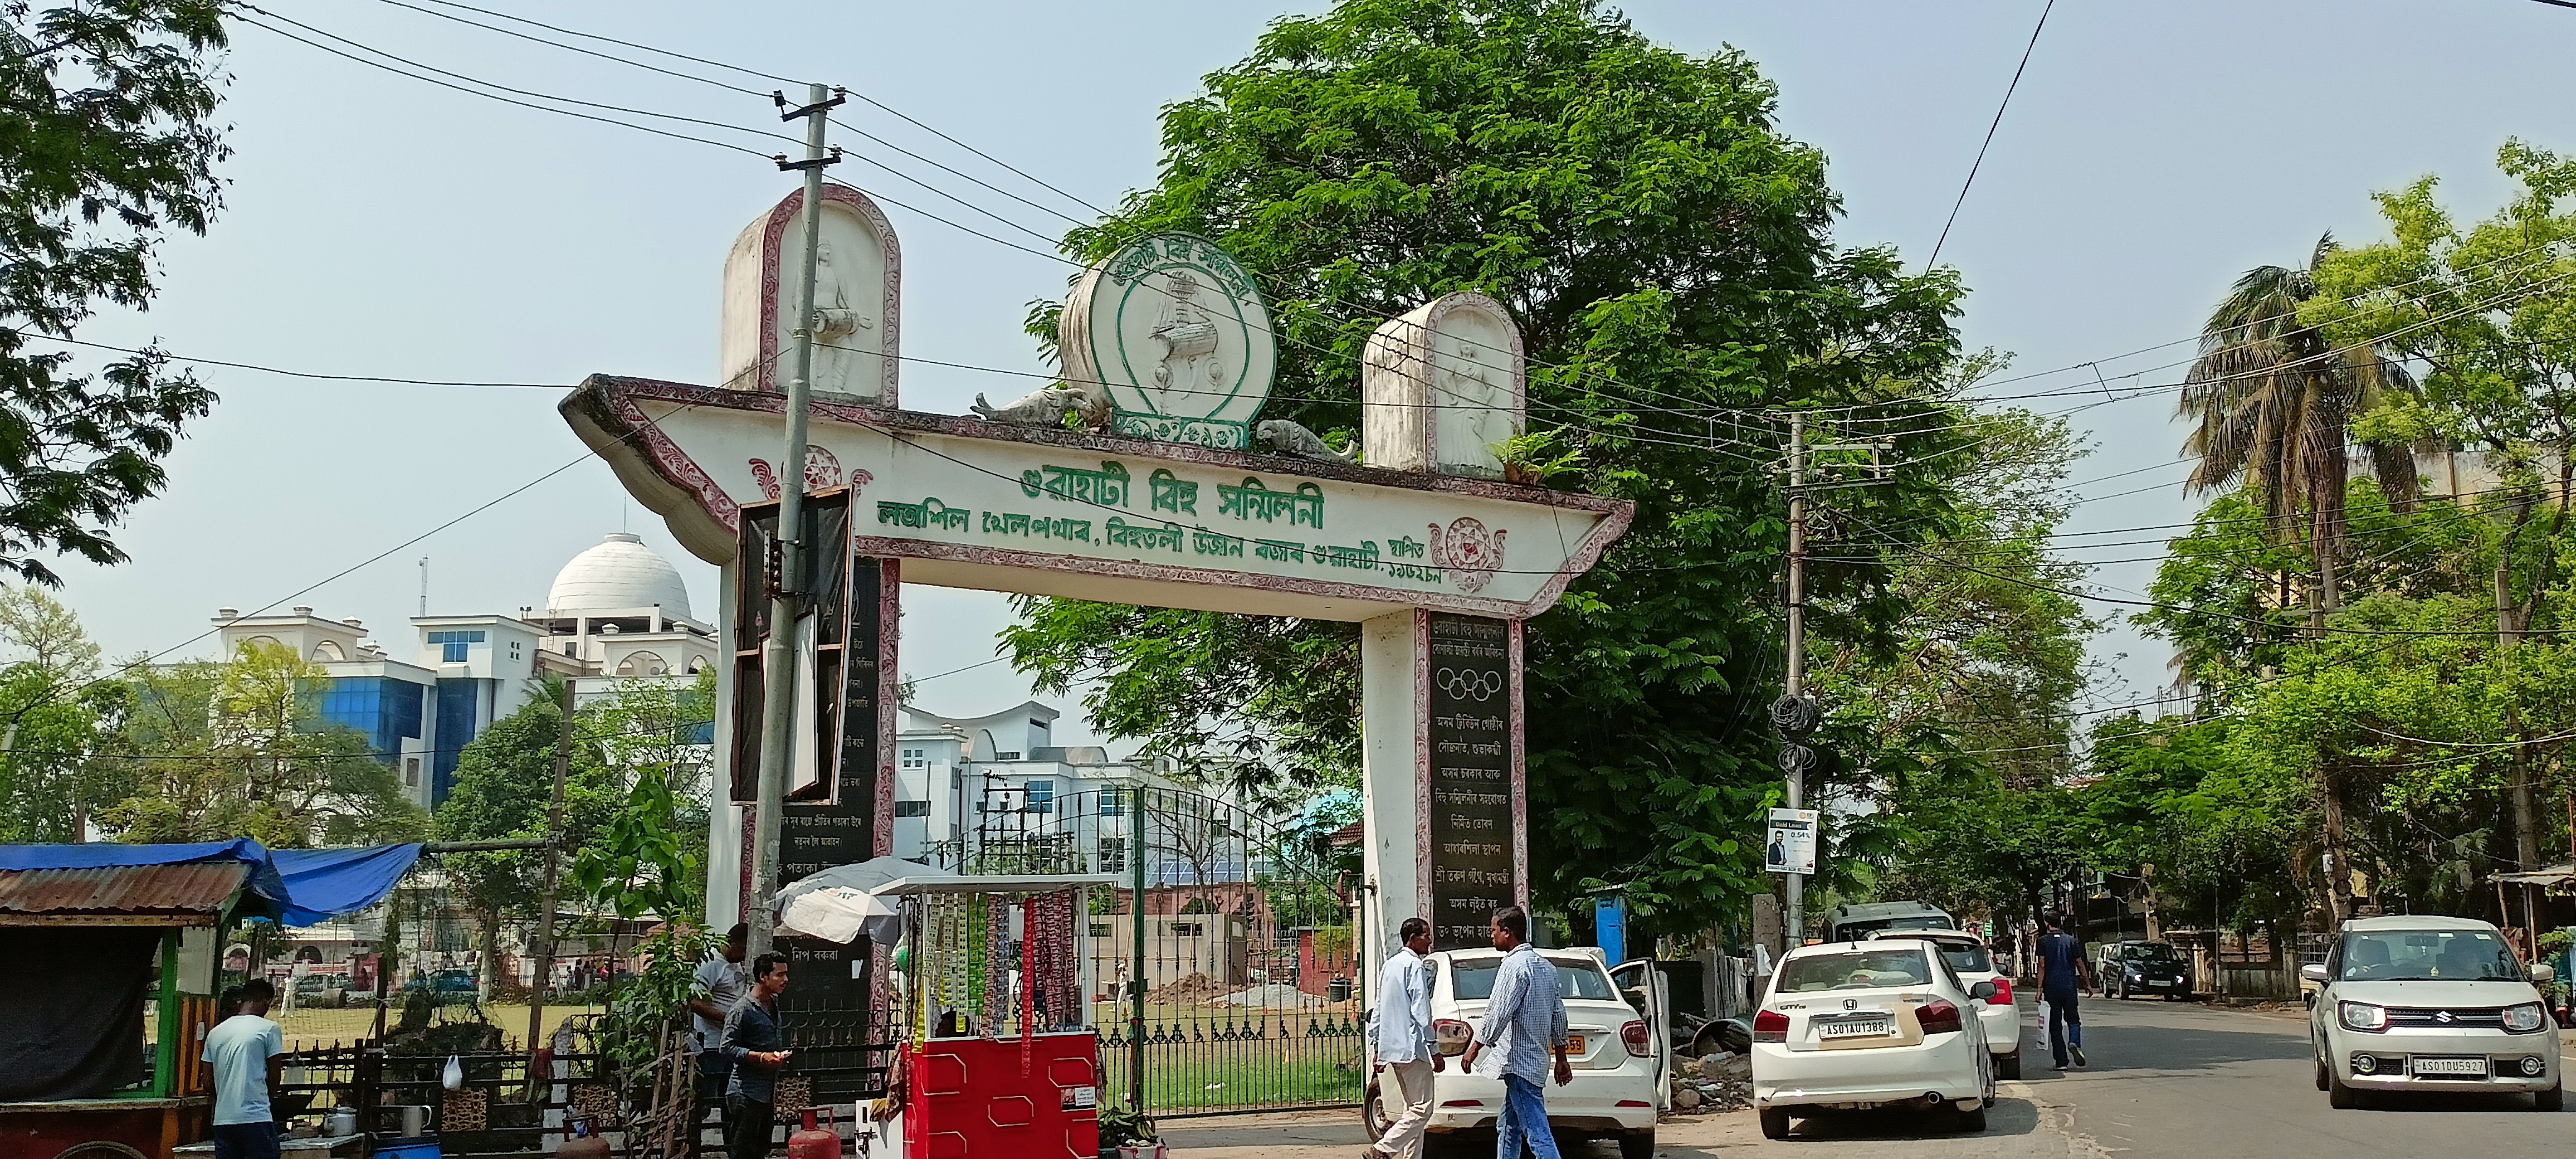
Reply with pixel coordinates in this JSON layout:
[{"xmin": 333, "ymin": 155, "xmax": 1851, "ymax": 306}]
[
  {"xmin": 2038, "ymin": 913, "xmax": 2094, "ymax": 1069},
  {"xmin": 1460, "ymin": 905, "xmax": 1571, "ymax": 1159}
]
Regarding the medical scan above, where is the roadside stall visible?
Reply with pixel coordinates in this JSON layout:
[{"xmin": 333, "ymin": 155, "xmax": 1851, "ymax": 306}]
[
  {"xmin": 773, "ymin": 860, "xmax": 1116, "ymax": 1159},
  {"xmin": 0, "ymin": 840, "xmax": 417, "ymax": 1159}
]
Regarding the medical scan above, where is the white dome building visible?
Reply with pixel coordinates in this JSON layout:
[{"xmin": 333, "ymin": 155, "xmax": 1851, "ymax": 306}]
[
  {"xmin": 549, "ymin": 532, "xmax": 694, "ymax": 619},
  {"xmin": 536, "ymin": 534, "xmax": 719, "ymax": 679}
]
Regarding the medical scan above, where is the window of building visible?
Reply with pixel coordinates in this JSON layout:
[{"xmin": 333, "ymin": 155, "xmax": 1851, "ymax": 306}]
[
  {"xmin": 1172, "ymin": 922, "xmax": 1203, "ymax": 937},
  {"xmin": 1099, "ymin": 788, "xmax": 1123, "ymax": 817},
  {"xmin": 893, "ymin": 800, "xmax": 930, "ymax": 817},
  {"xmin": 426, "ymin": 630, "xmax": 486, "ymax": 663},
  {"xmin": 616, "ymin": 650, "xmax": 666, "ymax": 676},
  {"xmin": 900, "ymin": 747, "xmax": 926, "ymax": 770},
  {"xmin": 311, "ymin": 640, "xmax": 344, "ymax": 662},
  {"xmin": 403, "ymin": 757, "xmax": 419, "ymax": 788},
  {"xmin": 1025, "ymin": 780, "xmax": 1054, "ymax": 814},
  {"xmin": 1098, "ymin": 836, "xmax": 1125, "ymax": 873}
]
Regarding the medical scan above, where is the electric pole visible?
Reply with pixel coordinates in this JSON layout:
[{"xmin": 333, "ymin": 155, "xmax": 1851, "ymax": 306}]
[
  {"xmin": 748, "ymin": 82, "xmax": 845, "ymax": 958},
  {"xmin": 525, "ymin": 675, "xmax": 573, "ymax": 1097},
  {"xmin": 1782, "ymin": 412, "xmax": 1809, "ymax": 945}
]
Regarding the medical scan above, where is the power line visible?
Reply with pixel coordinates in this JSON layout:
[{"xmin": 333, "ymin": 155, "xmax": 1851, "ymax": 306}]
[{"xmin": 1926, "ymin": 0, "xmax": 2055, "ymax": 267}]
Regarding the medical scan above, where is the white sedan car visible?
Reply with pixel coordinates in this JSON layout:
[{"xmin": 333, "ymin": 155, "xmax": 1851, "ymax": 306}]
[
  {"xmin": 2304, "ymin": 915, "xmax": 2561, "ymax": 1110},
  {"xmin": 1752, "ymin": 938, "xmax": 1998, "ymax": 1139},
  {"xmin": 1876, "ymin": 929, "xmax": 2023, "ymax": 1079},
  {"xmin": 1363, "ymin": 947, "xmax": 1669, "ymax": 1159}
]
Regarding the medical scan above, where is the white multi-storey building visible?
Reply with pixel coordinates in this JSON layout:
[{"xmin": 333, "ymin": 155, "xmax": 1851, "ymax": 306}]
[{"xmin": 211, "ymin": 532, "xmax": 720, "ymax": 811}]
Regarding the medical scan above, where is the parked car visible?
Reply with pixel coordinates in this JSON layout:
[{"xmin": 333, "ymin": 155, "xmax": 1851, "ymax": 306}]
[
  {"xmin": 1361, "ymin": 947, "xmax": 1668, "ymax": 1159},
  {"xmin": 408, "ymin": 968, "xmax": 480, "ymax": 1004},
  {"xmin": 1819, "ymin": 901, "xmax": 1955, "ymax": 946},
  {"xmin": 2304, "ymin": 915, "xmax": 2560, "ymax": 1111},
  {"xmin": 2107, "ymin": 942, "xmax": 2193, "ymax": 1001},
  {"xmin": 1874, "ymin": 929, "xmax": 2023, "ymax": 1078},
  {"xmin": 1751, "ymin": 937, "xmax": 1997, "ymax": 1140}
]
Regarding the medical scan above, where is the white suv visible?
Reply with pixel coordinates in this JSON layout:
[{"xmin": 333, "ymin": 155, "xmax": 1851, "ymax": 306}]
[
  {"xmin": 2304, "ymin": 915, "xmax": 2560, "ymax": 1110},
  {"xmin": 1363, "ymin": 947, "xmax": 1668, "ymax": 1159}
]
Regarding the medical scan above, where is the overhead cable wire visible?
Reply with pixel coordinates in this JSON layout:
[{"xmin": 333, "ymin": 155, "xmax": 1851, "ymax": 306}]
[{"xmin": 1926, "ymin": 0, "xmax": 2055, "ymax": 266}]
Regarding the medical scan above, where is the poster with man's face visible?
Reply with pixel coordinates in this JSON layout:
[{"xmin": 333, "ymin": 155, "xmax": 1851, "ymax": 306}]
[{"xmin": 1765, "ymin": 808, "xmax": 1818, "ymax": 875}]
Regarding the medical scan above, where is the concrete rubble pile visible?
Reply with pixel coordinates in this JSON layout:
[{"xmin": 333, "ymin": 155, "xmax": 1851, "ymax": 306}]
[{"xmin": 1663, "ymin": 1050, "xmax": 1753, "ymax": 1114}]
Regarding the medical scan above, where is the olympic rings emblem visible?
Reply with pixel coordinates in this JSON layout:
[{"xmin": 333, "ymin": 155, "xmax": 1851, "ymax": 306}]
[{"xmin": 1435, "ymin": 666, "xmax": 1504, "ymax": 703}]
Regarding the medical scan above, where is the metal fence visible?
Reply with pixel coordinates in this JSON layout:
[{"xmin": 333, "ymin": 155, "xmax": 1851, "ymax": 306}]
[{"xmin": 933, "ymin": 785, "xmax": 1368, "ymax": 1116}]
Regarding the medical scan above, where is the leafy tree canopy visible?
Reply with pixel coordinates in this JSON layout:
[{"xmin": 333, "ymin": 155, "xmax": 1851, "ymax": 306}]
[
  {"xmin": 1007, "ymin": 0, "xmax": 1992, "ymax": 937},
  {"xmin": 0, "ymin": 2, "xmax": 228, "ymax": 583}
]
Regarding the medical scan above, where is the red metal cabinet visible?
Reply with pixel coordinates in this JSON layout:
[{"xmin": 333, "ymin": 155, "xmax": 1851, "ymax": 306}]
[{"xmin": 905, "ymin": 1033, "xmax": 1099, "ymax": 1159}]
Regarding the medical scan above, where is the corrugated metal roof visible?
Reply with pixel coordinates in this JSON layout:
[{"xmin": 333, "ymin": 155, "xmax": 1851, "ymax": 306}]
[{"xmin": 0, "ymin": 861, "xmax": 249, "ymax": 917}]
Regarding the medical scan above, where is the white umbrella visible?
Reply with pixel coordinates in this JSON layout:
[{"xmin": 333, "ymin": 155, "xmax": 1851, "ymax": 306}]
[{"xmin": 769, "ymin": 855, "xmax": 934, "ymax": 944}]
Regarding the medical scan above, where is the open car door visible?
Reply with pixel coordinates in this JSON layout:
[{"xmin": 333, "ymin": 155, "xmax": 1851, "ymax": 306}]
[{"xmin": 1610, "ymin": 958, "xmax": 1671, "ymax": 1109}]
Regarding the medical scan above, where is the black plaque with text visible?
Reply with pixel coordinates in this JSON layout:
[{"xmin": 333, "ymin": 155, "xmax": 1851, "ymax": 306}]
[{"xmin": 1426, "ymin": 613, "xmax": 1517, "ymax": 950}]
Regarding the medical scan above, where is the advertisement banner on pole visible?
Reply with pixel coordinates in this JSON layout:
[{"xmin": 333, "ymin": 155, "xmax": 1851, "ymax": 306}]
[{"xmin": 1764, "ymin": 807, "xmax": 1818, "ymax": 875}]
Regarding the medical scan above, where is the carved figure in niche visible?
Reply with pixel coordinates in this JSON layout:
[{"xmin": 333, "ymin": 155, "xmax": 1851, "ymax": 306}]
[
  {"xmin": 1256, "ymin": 419, "xmax": 1358, "ymax": 465},
  {"xmin": 970, "ymin": 385, "xmax": 1079, "ymax": 427},
  {"xmin": 806, "ymin": 239, "xmax": 875, "ymax": 394},
  {"xmin": 1147, "ymin": 270, "xmax": 1224, "ymax": 411}
]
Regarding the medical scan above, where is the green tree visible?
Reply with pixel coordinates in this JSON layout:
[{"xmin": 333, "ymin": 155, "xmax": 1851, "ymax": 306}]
[
  {"xmin": 434, "ymin": 678, "xmax": 616, "ymax": 991},
  {"xmin": 1004, "ymin": 0, "xmax": 1973, "ymax": 939},
  {"xmin": 0, "ymin": 587, "xmax": 124, "ymax": 839},
  {"xmin": 102, "ymin": 641, "xmax": 426, "ymax": 846},
  {"xmin": 0, "ymin": 3, "xmax": 227, "ymax": 584}
]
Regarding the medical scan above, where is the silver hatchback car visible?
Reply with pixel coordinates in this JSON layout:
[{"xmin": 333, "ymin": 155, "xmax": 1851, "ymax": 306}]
[{"xmin": 2304, "ymin": 915, "xmax": 2560, "ymax": 1109}]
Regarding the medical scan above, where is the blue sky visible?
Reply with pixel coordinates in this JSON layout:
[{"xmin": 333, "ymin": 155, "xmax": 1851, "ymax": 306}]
[{"xmin": 54, "ymin": 0, "xmax": 2576, "ymax": 742}]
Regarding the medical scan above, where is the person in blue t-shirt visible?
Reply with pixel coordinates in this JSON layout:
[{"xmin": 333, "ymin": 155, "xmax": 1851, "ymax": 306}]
[
  {"xmin": 203, "ymin": 978, "xmax": 286, "ymax": 1159},
  {"xmin": 2037, "ymin": 913, "xmax": 2094, "ymax": 1069}
]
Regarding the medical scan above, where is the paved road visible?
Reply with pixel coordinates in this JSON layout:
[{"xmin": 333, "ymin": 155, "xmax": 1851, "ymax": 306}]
[
  {"xmin": 2027, "ymin": 992, "xmax": 2569, "ymax": 1155},
  {"xmin": 1165, "ymin": 995, "xmax": 2575, "ymax": 1158}
]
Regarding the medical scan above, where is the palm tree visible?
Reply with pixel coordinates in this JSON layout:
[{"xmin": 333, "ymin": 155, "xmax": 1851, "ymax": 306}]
[
  {"xmin": 2178, "ymin": 232, "xmax": 2422, "ymax": 615},
  {"xmin": 2178, "ymin": 233, "xmax": 2422, "ymax": 929}
]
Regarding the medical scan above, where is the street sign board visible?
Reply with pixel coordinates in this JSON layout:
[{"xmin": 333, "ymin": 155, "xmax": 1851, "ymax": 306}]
[{"xmin": 1765, "ymin": 807, "xmax": 1818, "ymax": 875}]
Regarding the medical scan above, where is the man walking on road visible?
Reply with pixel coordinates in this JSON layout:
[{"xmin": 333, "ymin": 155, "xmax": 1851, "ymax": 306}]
[
  {"xmin": 1366, "ymin": 917, "xmax": 1442, "ymax": 1159},
  {"xmin": 721, "ymin": 953, "xmax": 794, "ymax": 1159},
  {"xmin": 2038, "ymin": 913, "xmax": 2093, "ymax": 1069},
  {"xmin": 1461, "ymin": 905, "xmax": 1570, "ymax": 1159}
]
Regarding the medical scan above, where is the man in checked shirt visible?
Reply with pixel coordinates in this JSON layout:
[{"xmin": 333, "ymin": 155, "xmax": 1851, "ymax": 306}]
[{"xmin": 1460, "ymin": 905, "xmax": 1572, "ymax": 1159}]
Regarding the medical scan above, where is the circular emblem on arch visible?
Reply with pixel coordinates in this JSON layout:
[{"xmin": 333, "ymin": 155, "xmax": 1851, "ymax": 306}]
[{"xmin": 1060, "ymin": 232, "xmax": 1276, "ymax": 449}]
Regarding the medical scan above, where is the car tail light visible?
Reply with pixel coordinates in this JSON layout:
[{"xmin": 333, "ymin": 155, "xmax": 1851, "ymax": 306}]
[
  {"xmin": 1621, "ymin": 1020, "xmax": 1651, "ymax": 1057},
  {"xmin": 1987, "ymin": 976, "xmax": 2013, "ymax": 1005},
  {"xmin": 1753, "ymin": 1009, "xmax": 1790, "ymax": 1043},
  {"xmin": 1916, "ymin": 999, "xmax": 1963, "ymax": 1035}
]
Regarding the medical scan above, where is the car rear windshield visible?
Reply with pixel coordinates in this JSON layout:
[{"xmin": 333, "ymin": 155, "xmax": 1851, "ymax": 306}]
[
  {"xmin": 1878, "ymin": 935, "xmax": 1990, "ymax": 973},
  {"xmin": 2338, "ymin": 929, "xmax": 2521, "ymax": 982},
  {"xmin": 1448, "ymin": 957, "xmax": 1618, "ymax": 1001},
  {"xmin": 2121, "ymin": 944, "xmax": 2184, "ymax": 963},
  {"xmin": 1777, "ymin": 947, "xmax": 1935, "ymax": 992}
]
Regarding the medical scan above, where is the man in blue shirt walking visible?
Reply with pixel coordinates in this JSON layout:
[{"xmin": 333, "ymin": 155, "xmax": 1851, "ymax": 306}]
[
  {"xmin": 1461, "ymin": 905, "xmax": 1570, "ymax": 1159},
  {"xmin": 2038, "ymin": 913, "xmax": 2094, "ymax": 1069}
]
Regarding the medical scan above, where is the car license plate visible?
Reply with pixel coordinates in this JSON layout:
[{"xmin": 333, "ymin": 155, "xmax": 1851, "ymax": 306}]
[
  {"xmin": 1565, "ymin": 1034, "xmax": 1585, "ymax": 1056},
  {"xmin": 1820, "ymin": 1015, "xmax": 1892, "ymax": 1039},
  {"xmin": 2411, "ymin": 1056, "xmax": 2488, "ymax": 1078}
]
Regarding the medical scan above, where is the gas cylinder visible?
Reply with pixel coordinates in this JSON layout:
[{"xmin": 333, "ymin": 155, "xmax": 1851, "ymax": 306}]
[
  {"xmin": 557, "ymin": 1116, "xmax": 612, "ymax": 1159},
  {"xmin": 787, "ymin": 1106, "xmax": 841, "ymax": 1159}
]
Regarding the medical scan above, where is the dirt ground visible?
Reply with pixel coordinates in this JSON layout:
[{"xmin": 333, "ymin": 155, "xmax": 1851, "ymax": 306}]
[{"xmin": 1162, "ymin": 1107, "xmax": 1760, "ymax": 1157}]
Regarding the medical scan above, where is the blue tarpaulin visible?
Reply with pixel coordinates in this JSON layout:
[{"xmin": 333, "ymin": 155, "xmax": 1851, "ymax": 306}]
[{"xmin": 0, "ymin": 839, "xmax": 419, "ymax": 927}]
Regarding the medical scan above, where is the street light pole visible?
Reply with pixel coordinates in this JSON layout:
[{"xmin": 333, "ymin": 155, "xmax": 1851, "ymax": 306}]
[{"xmin": 748, "ymin": 82, "xmax": 843, "ymax": 958}]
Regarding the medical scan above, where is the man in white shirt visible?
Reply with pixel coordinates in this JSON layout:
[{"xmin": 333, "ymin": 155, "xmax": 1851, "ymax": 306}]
[
  {"xmin": 686, "ymin": 923, "xmax": 749, "ymax": 1138},
  {"xmin": 203, "ymin": 978, "xmax": 285, "ymax": 1159},
  {"xmin": 1366, "ymin": 917, "xmax": 1441, "ymax": 1159}
]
